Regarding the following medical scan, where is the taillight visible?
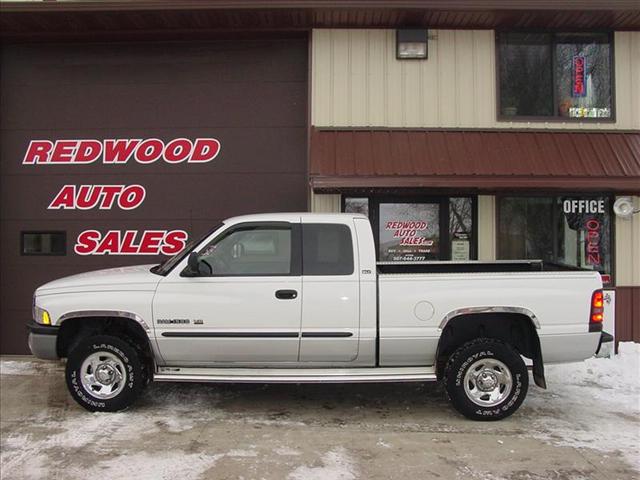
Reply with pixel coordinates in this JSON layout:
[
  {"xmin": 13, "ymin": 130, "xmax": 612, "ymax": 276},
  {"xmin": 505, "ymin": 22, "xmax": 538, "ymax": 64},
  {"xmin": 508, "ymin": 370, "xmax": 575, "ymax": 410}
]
[{"xmin": 589, "ymin": 289, "xmax": 604, "ymax": 332}]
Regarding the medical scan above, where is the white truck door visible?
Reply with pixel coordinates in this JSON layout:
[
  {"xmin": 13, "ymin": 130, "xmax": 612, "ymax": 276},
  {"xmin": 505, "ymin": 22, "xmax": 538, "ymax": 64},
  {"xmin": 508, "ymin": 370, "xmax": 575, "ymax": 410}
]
[
  {"xmin": 153, "ymin": 221, "xmax": 302, "ymax": 365},
  {"xmin": 298, "ymin": 221, "xmax": 360, "ymax": 362}
]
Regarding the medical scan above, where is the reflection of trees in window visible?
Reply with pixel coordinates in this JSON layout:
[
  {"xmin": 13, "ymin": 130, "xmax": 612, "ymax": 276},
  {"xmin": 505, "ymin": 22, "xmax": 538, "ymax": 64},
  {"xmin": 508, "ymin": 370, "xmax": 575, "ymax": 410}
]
[
  {"xmin": 344, "ymin": 198, "xmax": 369, "ymax": 217},
  {"xmin": 555, "ymin": 34, "xmax": 611, "ymax": 117},
  {"xmin": 498, "ymin": 32, "xmax": 612, "ymax": 118},
  {"xmin": 499, "ymin": 33, "xmax": 553, "ymax": 116},
  {"xmin": 382, "ymin": 203, "xmax": 439, "ymax": 237},
  {"xmin": 498, "ymin": 196, "xmax": 612, "ymax": 280},
  {"xmin": 523, "ymin": 199, "xmax": 554, "ymax": 261},
  {"xmin": 449, "ymin": 197, "xmax": 472, "ymax": 238},
  {"xmin": 498, "ymin": 198, "xmax": 526, "ymax": 258},
  {"xmin": 378, "ymin": 203, "xmax": 440, "ymax": 261},
  {"xmin": 498, "ymin": 198, "xmax": 553, "ymax": 261}
]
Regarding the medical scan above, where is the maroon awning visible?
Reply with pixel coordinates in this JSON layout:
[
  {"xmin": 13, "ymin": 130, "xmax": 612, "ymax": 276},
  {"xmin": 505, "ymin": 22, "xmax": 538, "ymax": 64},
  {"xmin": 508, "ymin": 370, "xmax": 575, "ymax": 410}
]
[{"xmin": 309, "ymin": 128, "xmax": 640, "ymax": 192}]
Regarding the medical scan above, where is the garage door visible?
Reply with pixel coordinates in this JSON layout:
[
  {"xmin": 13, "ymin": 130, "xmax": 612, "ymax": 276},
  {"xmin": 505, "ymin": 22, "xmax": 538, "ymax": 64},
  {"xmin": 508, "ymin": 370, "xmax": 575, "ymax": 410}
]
[{"xmin": 0, "ymin": 36, "xmax": 308, "ymax": 354}]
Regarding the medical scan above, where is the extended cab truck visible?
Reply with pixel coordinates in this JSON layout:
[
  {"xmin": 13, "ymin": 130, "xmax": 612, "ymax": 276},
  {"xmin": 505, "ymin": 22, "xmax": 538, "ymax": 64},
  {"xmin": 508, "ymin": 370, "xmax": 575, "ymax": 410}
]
[{"xmin": 28, "ymin": 213, "xmax": 609, "ymax": 420}]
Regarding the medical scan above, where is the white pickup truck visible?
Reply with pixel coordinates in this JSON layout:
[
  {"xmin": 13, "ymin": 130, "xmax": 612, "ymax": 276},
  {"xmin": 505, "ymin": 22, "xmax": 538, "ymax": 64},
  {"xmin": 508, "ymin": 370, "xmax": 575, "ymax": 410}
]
[{"xmin": 28, "ymin": 213, "xmax": 609, "ymax": 420}]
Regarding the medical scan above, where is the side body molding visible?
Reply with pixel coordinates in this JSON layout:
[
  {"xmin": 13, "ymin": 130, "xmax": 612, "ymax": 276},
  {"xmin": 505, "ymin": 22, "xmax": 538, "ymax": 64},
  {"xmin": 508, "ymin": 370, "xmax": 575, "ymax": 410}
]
[
  {"xmin": 438, "ymin": 306, "xmax": 541, "ymax": 330},
  {"xmin": 58, "ymin": 310, "xmax": 151, "ymax": 333}
]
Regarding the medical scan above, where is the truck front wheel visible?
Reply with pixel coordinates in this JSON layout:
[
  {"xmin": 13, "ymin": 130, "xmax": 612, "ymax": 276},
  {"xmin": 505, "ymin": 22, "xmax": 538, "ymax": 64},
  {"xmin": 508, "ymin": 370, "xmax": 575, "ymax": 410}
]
[
  {"xmin": 443, "ymin": 338, "xmax": 529, "ymax": 421},
  {"xmin": 65, "ymin": 335, "xmax": 146, "ymax": 412}
]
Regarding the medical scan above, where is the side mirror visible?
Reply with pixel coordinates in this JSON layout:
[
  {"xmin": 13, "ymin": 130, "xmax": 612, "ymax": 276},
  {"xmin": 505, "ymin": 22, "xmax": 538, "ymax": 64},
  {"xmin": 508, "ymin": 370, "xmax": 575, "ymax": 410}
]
[
  {"xmin": 182, "ymin": 252, "xmax": 200, "ymax": 277},
  {"xmin": 184, "ymin": 252, "xmax": 212, "ymax": 277}
]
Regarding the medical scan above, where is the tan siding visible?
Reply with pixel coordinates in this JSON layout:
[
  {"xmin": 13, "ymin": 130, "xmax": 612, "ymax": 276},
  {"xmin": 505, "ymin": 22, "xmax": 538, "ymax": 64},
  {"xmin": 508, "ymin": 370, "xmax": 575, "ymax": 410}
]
[
  {"xmin": 312, "ymin": 29, "xmax": 333, "ymax": 128},
  {"xmin": 475, "ymin": 30, "xmax": 497, "ymax": 127},
  {"xmin": 312, "ymin": 29, "xmax": 640, "ymax": 130},
  {"xmin": 615, "ymin": 31, "xmax": 640, "ymax": 130},
  {"xmin": 332, "ymin": 29, "xmax": 350, "ymax": 125},
  {"xmin": 478, "ymin": 195, "xmax": 497, "ymax": 261},
  {"xmin": 367, "ymin": 30, "xmax": 386, "ymax": 126},
  {"xmin": 634, "ymin": 33, "xmax": 640, "ymax": 129},
  {"xmin": 350, "ymin": 30, "xmax": 368, "ymax": 126},
  {"xmin": 310, "ymin": 192, "xmax": 341, "ymax": 213},
  {"xmin": 387, "ymin": 31, "xmax": 404, "ymax": 127},
  {"xmin": 615, "ymin": 196, "xmax": 640, "ymax": 287}
]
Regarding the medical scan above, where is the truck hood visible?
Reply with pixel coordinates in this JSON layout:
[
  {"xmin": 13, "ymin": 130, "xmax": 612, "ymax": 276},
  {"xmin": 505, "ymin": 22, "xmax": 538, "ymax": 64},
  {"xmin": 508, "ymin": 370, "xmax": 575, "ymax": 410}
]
[{"xmin": 36, "ymin": 264, "xmax": 161, "ymax": 295}]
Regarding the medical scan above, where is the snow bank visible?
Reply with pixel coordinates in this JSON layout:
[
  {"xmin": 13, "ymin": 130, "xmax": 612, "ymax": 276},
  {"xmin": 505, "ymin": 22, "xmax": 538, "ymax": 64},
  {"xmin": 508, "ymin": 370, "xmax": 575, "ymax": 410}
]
[{"xmin": 527, "ymin": 342, "xmax": 640, "ymax": 470}]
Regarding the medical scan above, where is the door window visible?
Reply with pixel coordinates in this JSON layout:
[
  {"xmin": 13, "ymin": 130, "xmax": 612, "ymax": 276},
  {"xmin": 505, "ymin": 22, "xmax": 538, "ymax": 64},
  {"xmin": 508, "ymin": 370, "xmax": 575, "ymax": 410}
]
[{"xmin": 199, "ymin": 226, "xmax": 293, "ymax": 276}]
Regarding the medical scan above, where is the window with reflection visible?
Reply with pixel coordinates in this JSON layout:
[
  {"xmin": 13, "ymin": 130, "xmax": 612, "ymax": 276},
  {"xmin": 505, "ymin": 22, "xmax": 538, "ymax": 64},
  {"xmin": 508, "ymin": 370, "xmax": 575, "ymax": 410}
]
[
  {"xmin": 498, "ymin": 32, "xmax": 612, "ymax": 119},
  {"xmin": 344, "ymin": 195, "xmax": 476, "ymax": 262},
  {"xmin": 199, "ymin": 226, "xmax": 292, "ymax": 275},
  {"xmin": 498, "ymin": 196, "xmax": 613, "ymax": 285}
]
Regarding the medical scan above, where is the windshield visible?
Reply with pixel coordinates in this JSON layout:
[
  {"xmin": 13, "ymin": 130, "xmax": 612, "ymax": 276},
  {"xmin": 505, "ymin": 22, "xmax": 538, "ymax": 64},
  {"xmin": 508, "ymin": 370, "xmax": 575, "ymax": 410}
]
[{"xmin": 150, "ymin": 223, "xmax": 223, "ymax": 276}]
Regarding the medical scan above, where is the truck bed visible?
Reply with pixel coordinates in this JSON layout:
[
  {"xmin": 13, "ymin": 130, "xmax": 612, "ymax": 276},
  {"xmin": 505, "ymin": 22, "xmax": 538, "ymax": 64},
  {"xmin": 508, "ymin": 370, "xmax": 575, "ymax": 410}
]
[{"xmin": 375, "ymin": 264, "xmax": 602, "ymax": 367}]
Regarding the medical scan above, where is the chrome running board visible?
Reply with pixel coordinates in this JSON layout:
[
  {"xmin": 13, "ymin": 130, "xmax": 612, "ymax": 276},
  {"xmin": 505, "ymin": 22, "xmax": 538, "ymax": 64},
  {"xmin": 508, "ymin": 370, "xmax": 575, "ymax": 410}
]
[{"xmin": 154, "ymin": 366, "xmax": 437, "ymax": 384}]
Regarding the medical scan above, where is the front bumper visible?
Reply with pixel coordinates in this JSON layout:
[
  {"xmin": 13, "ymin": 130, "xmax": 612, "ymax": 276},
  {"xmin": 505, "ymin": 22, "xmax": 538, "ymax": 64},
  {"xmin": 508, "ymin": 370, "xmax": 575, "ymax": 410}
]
[{"xmin": 27, "ymin": 320, "xmax": 60, "ymax": 360}]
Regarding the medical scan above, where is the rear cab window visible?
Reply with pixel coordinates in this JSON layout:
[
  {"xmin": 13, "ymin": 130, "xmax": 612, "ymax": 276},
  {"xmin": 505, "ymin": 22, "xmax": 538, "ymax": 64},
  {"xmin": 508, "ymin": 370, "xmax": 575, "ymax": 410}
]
[{"xmin": 302, "ymin": 224, "xmax": 354, "ymax": 276}]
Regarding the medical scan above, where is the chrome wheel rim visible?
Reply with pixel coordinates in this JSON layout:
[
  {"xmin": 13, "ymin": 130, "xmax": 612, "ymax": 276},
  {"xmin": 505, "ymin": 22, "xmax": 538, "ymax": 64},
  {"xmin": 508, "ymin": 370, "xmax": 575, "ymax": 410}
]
[
  {"xmin": 80, "ymin": 352, "xmax": 126, "ymax": 400},
  {"xmin": 463, "ymin": 358, "xmax": 512, "ymax": 407}
]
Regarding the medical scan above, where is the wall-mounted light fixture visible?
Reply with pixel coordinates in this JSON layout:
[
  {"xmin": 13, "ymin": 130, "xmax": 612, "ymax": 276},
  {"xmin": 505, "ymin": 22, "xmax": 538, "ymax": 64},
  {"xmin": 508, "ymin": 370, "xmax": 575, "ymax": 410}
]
[{"xmin": 396, "ymin": 29, "xmax": 428, "ymax": 60}]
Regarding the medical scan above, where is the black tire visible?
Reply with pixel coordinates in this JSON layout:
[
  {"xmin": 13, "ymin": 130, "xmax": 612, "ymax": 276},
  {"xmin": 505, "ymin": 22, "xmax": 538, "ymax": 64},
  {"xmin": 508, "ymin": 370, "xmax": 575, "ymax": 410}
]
[
  {"xmin": 65, "ymin": 335, "xmax": 146, "ymax": 412},
  {"xmin": 443, "ymin": 338, "xmax": 529, "ymax": 421}
]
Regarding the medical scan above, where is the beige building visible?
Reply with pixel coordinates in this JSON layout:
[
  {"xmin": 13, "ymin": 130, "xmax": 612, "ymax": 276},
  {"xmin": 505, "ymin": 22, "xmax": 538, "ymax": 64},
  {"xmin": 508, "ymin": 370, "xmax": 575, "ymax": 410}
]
[{"xmin": 309, "ymin": 28, "xmax": 640, "ymax": 344}]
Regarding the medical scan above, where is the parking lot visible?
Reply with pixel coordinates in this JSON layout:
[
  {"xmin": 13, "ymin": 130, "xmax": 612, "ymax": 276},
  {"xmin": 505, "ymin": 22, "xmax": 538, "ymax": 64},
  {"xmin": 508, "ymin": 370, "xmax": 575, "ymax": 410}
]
[{"xmin": 1, "ymin": 348, "xmax": 638, "ymax": 480}]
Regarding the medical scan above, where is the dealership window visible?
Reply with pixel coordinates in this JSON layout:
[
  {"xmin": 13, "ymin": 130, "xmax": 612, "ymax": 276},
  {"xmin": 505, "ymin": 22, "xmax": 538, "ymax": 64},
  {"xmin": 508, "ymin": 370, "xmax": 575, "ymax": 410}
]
[
  {"xmin": 498, "ymin": 32, "xmax": 613, "ymax": 120},
  {"xmin": 344, "ymin": 195, "xmax": 476, "ymax": 262},
  {"xmin": 21, "ymin": 231, "xmax": 66, "ymax": 256},
  {"xmin": 497, "ymin": 196, "xmax": 613, "ymax": 285}
]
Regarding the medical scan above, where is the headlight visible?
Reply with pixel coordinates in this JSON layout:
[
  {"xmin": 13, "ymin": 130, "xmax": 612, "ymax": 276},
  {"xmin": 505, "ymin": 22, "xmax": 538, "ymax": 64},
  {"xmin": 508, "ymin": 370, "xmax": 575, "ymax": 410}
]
[{"xmin": 33, "ymin": 306, "xmax": 51, "ymax": 325}]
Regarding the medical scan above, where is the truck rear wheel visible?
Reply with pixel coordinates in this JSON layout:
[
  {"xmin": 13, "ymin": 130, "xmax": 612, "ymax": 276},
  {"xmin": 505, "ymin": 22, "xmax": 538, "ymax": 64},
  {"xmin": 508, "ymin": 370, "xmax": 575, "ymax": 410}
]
[
  {"xmin": 65, "ymin": 335, "xmax": 145, "ymax": 412},
  {"xmin": 443, "ymin": 338, "xmax": 528, "ymax": 421}
]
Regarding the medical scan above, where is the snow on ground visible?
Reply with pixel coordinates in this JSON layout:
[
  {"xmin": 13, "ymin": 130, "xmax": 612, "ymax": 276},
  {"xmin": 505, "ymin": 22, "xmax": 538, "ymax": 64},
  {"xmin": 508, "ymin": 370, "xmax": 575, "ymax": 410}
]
[
  {"xmin": 71, "ymin": 452, "xmax": 226, "ymax": 480},
  {"xmin": 1, "ymin": 410, "xmax": 245, "ymax": 480},
  {"xmin": 287, "ymin": 448, "xmax": 358, "ymax": 480},
  {"xmin": 526, "ymin": 342, "xmax": 640, "ymax": 470},
  {"xmin": 0, "ymin": 359, "xmax": 60, "ymax": 376},
  {"xmin": 1, "ymin": 343, "xmax": 639, "ymax": 478}
]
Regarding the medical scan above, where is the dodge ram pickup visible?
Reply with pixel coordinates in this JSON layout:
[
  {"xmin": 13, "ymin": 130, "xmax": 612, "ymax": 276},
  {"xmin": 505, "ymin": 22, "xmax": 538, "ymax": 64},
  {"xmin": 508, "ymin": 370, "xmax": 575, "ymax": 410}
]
[{"xmin": 28, "ymin": 213, "xmax": 610, "ymax": 420}]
